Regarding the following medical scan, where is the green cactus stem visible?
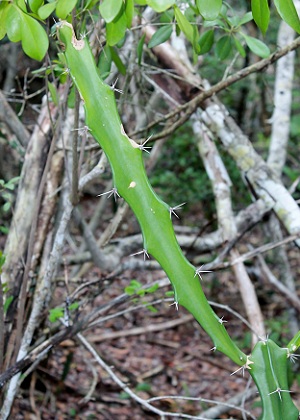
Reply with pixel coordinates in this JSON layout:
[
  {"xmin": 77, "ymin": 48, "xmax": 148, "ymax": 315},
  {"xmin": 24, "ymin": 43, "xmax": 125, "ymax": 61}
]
[{"xmin": 57, "ymin": 20, "xmax": 245, "ymax": 366}]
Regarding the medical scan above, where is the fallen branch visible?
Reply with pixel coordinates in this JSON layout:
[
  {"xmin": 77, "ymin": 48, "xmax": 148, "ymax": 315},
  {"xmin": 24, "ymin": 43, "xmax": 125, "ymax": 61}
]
[{"xmin": 86, "ymin": 314, "xmax": 194, "ymax": 342}]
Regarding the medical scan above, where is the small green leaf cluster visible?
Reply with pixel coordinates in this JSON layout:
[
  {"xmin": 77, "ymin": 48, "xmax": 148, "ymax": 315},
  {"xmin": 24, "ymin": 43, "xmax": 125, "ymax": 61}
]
[
  {"xmin": 1, "ymin": 1, "xmax": 300, "ymax": 64},
  {"xmin": 0, "ymin": 254, "xmax": 14, "ymax": 314},
  {"xmin": 0, "ymin": 0, "xmax": 49, "ymax": 61},
  {"xmin": 124, "ymin": 279, "xmax": 158, "ymax": 296},
  {"xmin": 124, "ymin": 280, "xmax": 159, "ymax": 312},
  {"xmin": 150, "ymin": 4, "xmax": 271, "ymax": 59},
  {"xmin": 0, "ymin": 0, "xmax": 87, "ymax": 61},
  {"xmin": 99, "ymin": 0, "xmax": 134, "ymax": 46},
  {"xmin": 0, "ymin": 251, "xmax": 5, "ymax": 274},
  {"xmin": 252, "ymin": 0, "xmax": 300, "ymax": 35},
  {"xmin": 145, "ymin": 1, "xmax": 300, "ymax": 60},
  {"xmin": 0, "ymin": 177, "xmax": 20, "ymax": 233},
  {"xmin": 48, "ymin": 301, "xmax": 79, "ymax": 323},
  {"xmin": 98, "ymin": 44, "xmax": 126, "ymax": 80}
]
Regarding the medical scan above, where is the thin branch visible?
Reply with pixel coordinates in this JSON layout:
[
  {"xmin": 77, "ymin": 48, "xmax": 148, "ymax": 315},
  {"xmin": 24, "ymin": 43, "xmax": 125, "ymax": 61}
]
[
  {"xmin": 87, "ymin": 314, "xmax": 193, "ymax": 342},
  {"xmin": 77, "ymin": 333, "xmax": 212, "ymax": 419},
  {"xmin": 77, "ymin": 333, "xmax": 166, "ymax": 417},
  {"xmin": 0, "ymin": 273, "xmax": 4, "ymax": 374},
  {"xmin": 148, "ymin": 391, "xmax": 256, "ymax": 420},
  {"xmin": 131, "ymin": 36, "xmax": 300, "ymax": 142},
  {"xmin": 257, "ymin": 254, "xmax": 300, "ymax": 312},
  {"xmin": 71, "ymin": 89, "xmax": 80, "ymax": 205},
  {"xmin": 0, "ymin": 90, "xmax": 30, "ymax": 147},
  {"xmin": 204, "ymin": 232, "xmax": 300, "ymax": 270}
]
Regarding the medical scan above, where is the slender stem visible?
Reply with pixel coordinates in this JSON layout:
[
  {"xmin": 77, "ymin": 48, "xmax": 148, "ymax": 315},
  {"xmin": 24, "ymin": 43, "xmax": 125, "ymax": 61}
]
[{"xmin": 71, "ymin": 89, "xmax": 80, "ymax": 205}]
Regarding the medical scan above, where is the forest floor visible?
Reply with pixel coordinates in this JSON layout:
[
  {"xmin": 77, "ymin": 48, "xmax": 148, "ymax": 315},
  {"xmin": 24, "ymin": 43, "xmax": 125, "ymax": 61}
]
[{"xmin": 9, "ymin": 198, "xmax": 300, "ymax": 420}]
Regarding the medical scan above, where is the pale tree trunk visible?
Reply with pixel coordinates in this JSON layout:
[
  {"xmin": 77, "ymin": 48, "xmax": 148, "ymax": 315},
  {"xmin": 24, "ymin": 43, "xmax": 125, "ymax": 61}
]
[
  {"xmin": 2, "ymin": 100, "xmax": 57, "ymax": 308},
  {"xmin": 265, "ymin": 1, "xmax": 300, "ymax": 335},
  {"xmin": 194, "ymin": 117, "xmax": 265, "ymax": 344}
]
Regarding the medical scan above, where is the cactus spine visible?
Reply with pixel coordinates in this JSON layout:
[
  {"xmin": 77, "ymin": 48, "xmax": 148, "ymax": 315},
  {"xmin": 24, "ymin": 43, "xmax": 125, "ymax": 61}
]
[{"xmin": 57, "ymin": 22, "xmax": 299, "ymax": 419}]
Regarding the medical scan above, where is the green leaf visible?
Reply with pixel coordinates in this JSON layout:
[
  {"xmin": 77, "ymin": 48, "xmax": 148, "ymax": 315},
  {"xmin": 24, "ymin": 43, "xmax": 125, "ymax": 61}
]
[
  {"xmin": 148, "ymin": 25, "xmax": 172, "ymax": 48},
  {"xmin": 242, "ymin": 33, "xmax": 270, "ymax": 58},
  {"xmin": 135, "ymin": 382, "xmax": 151, "ymax": 392},
  {"xmin": 98, "ymin": 44, "xmax": 112, "ymax": 78},
  {"xmin": 0, "ymin": 251, "xmax": 6, "ymax": 271},
  {"xmin": 83, "ymin": 0, "xmax": 98, "ymax": 10},
  {"xmin": 124, "ymin": 279, "xmax": 142, "ymax": 295},
  {"xmin": 6, "ymin": 6, "xmax": 22, "ymax": 42},
  {"xmin": 125, "ymin": 0, "xmax": 134, "ymax": 28},
  {"xmin": 56, "ymin": 0, "xmax": 77, "ymax": 19},
  {"xmin": 16, "ymin": 0, "xmax": 27, "ymax": 13},
  {"xmin": 124, "ymin": 286, "xmax": 136, "ymax": 295},
  {"xmin": 28, "ymin": 0, "xmax": 43, "ymax": 14},
  {"xmin": 67, "ymin": 84, "xmax": 76, "ymax": 108},
  {"xmin": 145, "ymin": 304, "xmax": 158, "ymax": 313},
  {"xmin": 69, "ymin": 302, "xmax": 79, "ymax": 311},
  {"xmin": 47, "ymin": 81, "xmax": 59, "ymax": 105},
  {"xmin": 215, "ymin": 35, "xmax": 232, "ymax": 60},
  {"xmin": 130, "ymin": 280, "xmax": 142, "ymax": 288},
  {"xmin": 7, "ymin": 5, "xmax": 49, "ymax": 60},
  {"xmin": 3, "ymin": 202, "xmax": 11, "ymax": 212},
  {"xmin": 196, "ymin": 0, "xmax": 222, "ymax": 21},
  {"xmin": 233, "ymin": 36, "xmax": 246, "ymax": 57},
  {"xmin": 145, "ymin": 283, "xmax": 159, "ymax": 293},
  {"xmin": 274, "ymin": 0, "xmax": 300, "ymax": 33},
  {"xmin": 147, "ymin": 0, "xmax": 175, "ymax": 13},
  {"xmin": 5, "ymin": 176, "xmax": 20, "ymax": 190},
  {"xmin": 137, "ymin": 33, "xmax": 146, "ymax": 65},
  {"xmin": 198, "ymin": 29, "xmax": 214, "ymax": 54},
  {"xmin": 49, "ymin": 307, "xmax": 64, "ymax": 323},
  {"xmin": 110, "ymin": 46, "xmax": 126, "ymax": 75},
  {"xmin": 21, "ymin": 12, "xmax": 49, "ymax": 60},
  {"xmin": 0, "ymin": 2, "xmax": 11, "ymax": 40},
  {"xmin": 99, "ymin": 0, "xmax": 123, "ymax": 23},
  {"xmin": 3, "ymin": 296, "xmax": 13, "ymax": 314},
  {"xmin": 106, "ymin": 10, "xmax": 127, "ymax": 46},
  {"xmin": 238, "ymin": 11, "xmax": 254, "ymax": 26},
  {"xmin": 38, "ymin": 2, "xmax": 57, "ymax": 19},
  {"xmin": 174, "ymin": 5, "xmax": 194, "ymax": 44},
  {"xmin": 251, "ymin": 0, "xmax": 270, "ymax": 34}
]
